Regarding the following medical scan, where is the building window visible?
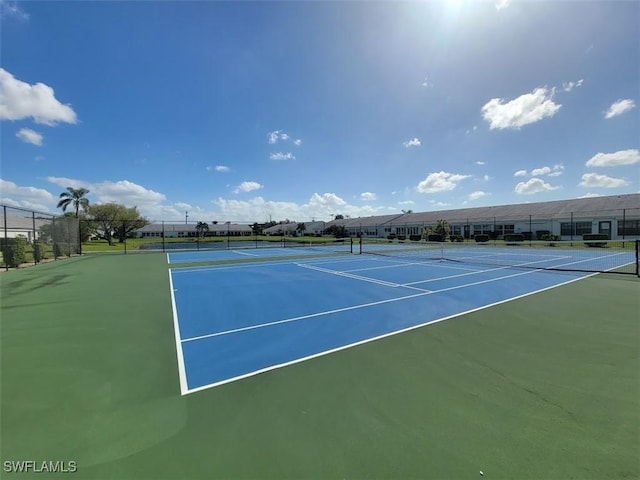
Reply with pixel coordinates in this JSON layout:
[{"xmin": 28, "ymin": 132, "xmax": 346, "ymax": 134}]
[
  {"xmin": 561, "ymin": 221, "xmax": 592, "ymax": 236},
  {"xmin": 618, "ymin": 220, "xmax": 640, "ymax": 236}
]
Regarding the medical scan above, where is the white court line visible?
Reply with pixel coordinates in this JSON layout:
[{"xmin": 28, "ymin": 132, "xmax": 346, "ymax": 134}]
[
  {"xmin": 232, "ymin": 250, "xmax": 258, "ymax": 256},
  {"xmin": 182, "ymin": 270, "xmax": 598, "ymax": 395},
  {"xmin": 181, "ymin": 265, "xmax": 571, "ymax": 344},
  {"xmin": 297, "ymin": 262, "xmax": 432, "ymax": 292},
  {"xmin": 168, "ymin": 270, "xmax": 189, "ymax": 396},
  {"xmin": 296, "ymin": 263, "xmax": 401, "ymax": 287}
]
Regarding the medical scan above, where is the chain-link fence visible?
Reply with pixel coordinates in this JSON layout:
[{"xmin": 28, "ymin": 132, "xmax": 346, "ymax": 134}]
[
  {"xmin": 79, "ymin": 218, "xmax": 335, "ymax": 254},
  {"xmin": 0, "ymin": 205, "xmax": 80, "ymax": 269},
  {"xmin": 335, "ymin": 207, "xmax": 640, "ymax": 245}
]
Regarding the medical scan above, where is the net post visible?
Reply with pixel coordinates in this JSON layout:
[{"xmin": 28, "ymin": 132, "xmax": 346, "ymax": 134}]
[
  {"xmin": 635, "ymin": 240, "xmax": 639, "ymax": 278},
  {"xmin": 123, "ymin": 221, "xmax": 127, "ymax": 255}
]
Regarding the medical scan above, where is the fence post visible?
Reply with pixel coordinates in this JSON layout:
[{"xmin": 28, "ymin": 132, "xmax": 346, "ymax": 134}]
[
  {"xmin": 3, "ymin": 206, "xmax": 7, "ymax": 271},
  {"xmin": 32, "ymin": 211, "xmax": 37, "ymax": 264},
  {"xmin": 622, "ymin": 209, "xmax": 626, "ymax": 247}
]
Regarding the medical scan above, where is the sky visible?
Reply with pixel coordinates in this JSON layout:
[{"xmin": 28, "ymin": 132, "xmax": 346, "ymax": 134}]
[{"xmin": 0, "ymin": 0, "xmax": 638, "ymax": 223}]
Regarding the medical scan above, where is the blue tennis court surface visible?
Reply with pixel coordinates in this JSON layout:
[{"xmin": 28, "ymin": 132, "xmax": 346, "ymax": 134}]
[
  {"xmin": 168, "ymin": 244, "xmax": 352, "ymax": 263},
  {"xmin": 169, "ymin": 253, "xmax": 599, "ymax": 395}
]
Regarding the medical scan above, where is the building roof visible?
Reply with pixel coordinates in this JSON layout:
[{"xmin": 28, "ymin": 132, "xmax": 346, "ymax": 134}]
[
  {"xmin": 392, "ymin": 194, "xmax": 640, "ymax": 225},
  {"xmin": 321, "ymin": 194, "xmax": 639, "ymax": 229}
]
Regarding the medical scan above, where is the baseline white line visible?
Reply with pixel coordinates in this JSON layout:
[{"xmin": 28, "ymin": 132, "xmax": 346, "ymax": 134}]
[
  {"xmin": 168, "ymin": 270, "xmax": 189, "ymax": 396},
  {"xmin": 183, "ymin": 271, "xmax": 597, "ymax": 395},
  {"xmin": 181, "ymin": 266, "xmax": 567, "ymax": 344}
]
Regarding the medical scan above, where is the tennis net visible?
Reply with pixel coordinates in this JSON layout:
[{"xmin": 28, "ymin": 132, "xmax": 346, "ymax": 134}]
[
  {"xmin": 359, "ymin": 238, "xmax": 639, "ymax": 275},
  {"xmin": 283, "ymin": 237, "xmax": 353, "ymax": 254}
]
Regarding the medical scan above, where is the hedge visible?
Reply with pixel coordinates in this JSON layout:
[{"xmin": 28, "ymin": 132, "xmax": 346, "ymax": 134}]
[
  {"xmin": 583, "ymin": 233, "xmax": 608, "ymax": 247},
  {"xmin": 1, "ymin": 237, "xmax": 27, "ymax": 267},
  {"xmin": 504, "ymin": 234, "xmax": 524, "ymax": 244},
  {"xmin": 409, "ymin": 234, "xmax": 422, "ymax": 241},
  {"xmin": 474, "ymin": 234, "xmax": 489, "ymax": 243}
]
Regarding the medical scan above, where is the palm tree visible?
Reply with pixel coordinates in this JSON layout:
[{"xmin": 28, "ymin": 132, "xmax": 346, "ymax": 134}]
[{"xmin": 57, "ymin": 187, "xmax": 90, "ymax": 217}]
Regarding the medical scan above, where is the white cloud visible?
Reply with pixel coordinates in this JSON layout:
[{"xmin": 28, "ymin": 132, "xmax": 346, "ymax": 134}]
[
  {"xmin": 579, "ymin": 193, "xmax": 601, "ymax": 199},
  {"xmin": 421, "ymin": 76, "xmax": 433, "ymax": 88},
  {"xmin": 16, "ymin": 127, "xmax": 43, "ymax": 146},
  {"xmin": 417, "ymin": 171, "xmax": 471, "ymax": 193},
  {"xmin": 0, "ymin": 178, "xmax": 55, "ymax": 211},
  {"xmin": 402, "ymin": 138, "xmax": 421, "ymax": 148},
  {"xmin": 46, "ymin": 177, "xmax": 168, "ymax": 217},
  {"xmin": 481, "ymin": 87, "xmax": 561, "ymax": 130},
  {"xmin": 604, "ymin": 99, "xmax": 636, "ymax": 119},
  {"xmin": 360, "ymin": 192, "xmax": 377, "ymax": 201},
  {"xmin": 514, "ymin": 170, "xmax": 528, "ymax": 177},
  {"xmin": 429, "ymin": 201, "xmax": 451, "ymax": 208},
  {"xmin": 562, "ymin": 79, "xmax": 584, "ymax": 92},
  {"xmin": 531, "ymin": 164, "xmax": 564, "ymax": 177},
  {"xmin": 0, "ymin": 68, "xmax": 77, "ymax": 125},
  {"xmin": 514, "ymin": 178, "xmax": 559, "ymax": 194},
  {"xmin": 208, "ymin": 165, "xmax": 230, "ymax": 172},
  {"xmin": 586, "ymin": 149, "xmax": 640, "ymax": 167},
  {"xmin": 398, "ymin": 200, "xmax": 415, "ymax": 205},
  {"xmin": 579, "ymin": 173, "xmax": 629, "ymax": 188},
  {"xmin": 476, "ymin": 161, "xmax": 486, "ymax": 165},
  {"xmin": 46, "ymin": 176, "xmax": 92, "ymax": 191},
  {"xmin": 469, "ymin": 191, "xmax": 490, "ymax": 201},
  {"xmin": 268, "ymin": 130, "xmax": 299, "ymax": 145},
  {"xmin": 267, "ymin": 131, "xmax": 281, "ymax": 144},
  {"xmin": 482, "ymin": 174, "xmax": 491, "ymax": 181},
  {"xmin": 233, "ymin": 181, "xmax": 263, "ymax": 194},
  {"xmin": 531, "ymin": 166, "xmax": 551, "ymax": 176},
  {"xmin": 495, "ymin": 0, "xmax": 511, "ymax": 11},
  {"xmin": 212, "ymin": 192, "xmax": 382, "ymax": 222},
  {"xmin": 94, "ymin": 180, "xmax": 166, "ymax": 205},
  {"xmin": 269, "ymin": 152, "xmax": 295, "ymax": 161},
  {"xmin": 0, "ymin": 0, "xmax": 29, "ymax": 20}
]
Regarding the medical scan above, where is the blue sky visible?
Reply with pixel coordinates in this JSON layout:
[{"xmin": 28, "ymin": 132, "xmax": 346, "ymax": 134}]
[{"xmin": 1, "ymin": 0, "xmax": 638, "ymax": 222}]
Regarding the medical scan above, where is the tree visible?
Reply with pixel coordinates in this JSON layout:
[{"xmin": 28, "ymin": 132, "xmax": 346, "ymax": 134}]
[
  {"xmin": 57, "ymin": 187, "xmax": 90, "ymax": 217},
  {"xmin": 423, "ymin": 219, "xmax": 450, "ymax": 241},
  {"xmin": 325, "ymin": 225, "xmax": 348, "ymax": 238},
  {"xmin": 89, "ymin": 203, "xmax": 149, "ymax": 245},
  {"xmin": 296, "ymin": 222, "xmax": 306, "ymax": 236},
  {"xmin": 196, "ymin": 221, "xmax": 209, "ymax": 239},
  {"xmin": 334, "ymin": 214, "xmax": 344, "ymax": 220},
  {"xmin": 402, "ymin": 209, "xmax": 414, "ymax": 214}
]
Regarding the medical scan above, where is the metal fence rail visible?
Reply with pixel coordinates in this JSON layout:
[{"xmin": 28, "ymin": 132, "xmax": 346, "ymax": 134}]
[{"xmin": 0, "ymin": 205, "xmax": 80, "ymax": 269}]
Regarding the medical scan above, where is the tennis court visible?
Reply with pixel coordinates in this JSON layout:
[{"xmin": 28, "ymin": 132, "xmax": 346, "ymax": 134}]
[
  {"xmin": 2, "ymin": 249, "xmax": 638, "ymax": 479},
  {"xmin": 170, "ymin": 241, "xmax": 635, "ymax": 394}
]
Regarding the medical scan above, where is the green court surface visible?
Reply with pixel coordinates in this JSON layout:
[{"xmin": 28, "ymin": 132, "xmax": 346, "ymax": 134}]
[{"xmin": 1, "ymin": 253, "xmax": 638, "ymax": 479}]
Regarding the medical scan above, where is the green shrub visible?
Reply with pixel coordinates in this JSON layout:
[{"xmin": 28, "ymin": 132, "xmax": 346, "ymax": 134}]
[
  {"xmin": 409, "ymin": 234, "xmax": 422, "ymax": 241},
  {"xmin": 53, "ymin": 242, "xmax": 70, "ymax": 257},
  {"xmin": 1, "ymin": 237, "xmax": 27, "ymax": 267},
  {"xmin": 504, "ymin": 234, "xmax": 524, "ymax": 244},
  {"xmin": 427, "ymin": 234, "xmax": 443, "ymax": 242},
  {"xmin": 583, "ymin": 233, "xmax": 608, "ymax": 247},
  {"xmin": 33, "ymin": 241, "xmax": 46, "ymax": 263},
  {"xmin": 474, "ymin": 234, "xmax": 489, "ymax": 243},
  {"xmin": 450, "ymin": 235, "xmax": 464, "ymax": 242}
]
